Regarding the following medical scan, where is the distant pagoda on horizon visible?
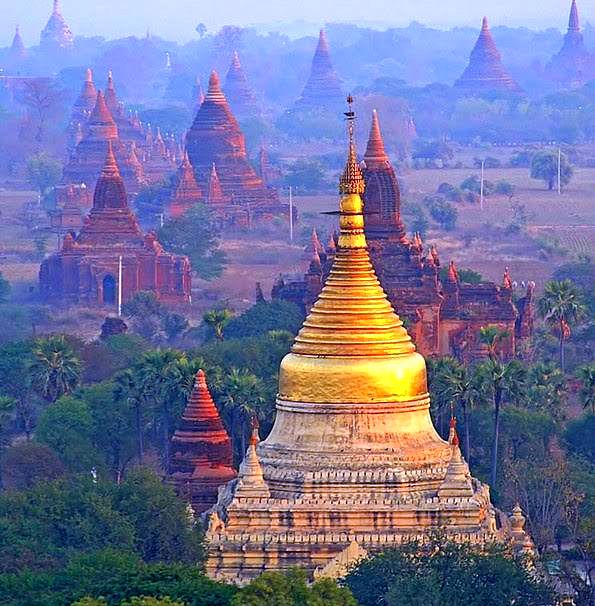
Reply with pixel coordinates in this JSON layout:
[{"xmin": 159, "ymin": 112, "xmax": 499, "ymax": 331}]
[
  {"xmin": 224, "ymin": 51, "xmax": 260, "ymax": 119},
  {"xmin": 9, "ymin": 26, "xmax": 27, "ymax": 61},
  {"xmin": 40, "ymin": 0, "xmax": 74, "ymax": 52},
  {"xmin": 294, "ymin": 29, "xmax": 344, "ymax": 110},
  {"xmin": 455, "ymin": 17, "xmax": 522, "ymax": 93},
  {"xmin": 546, "ymin": 0, "xmax": 595, "ymax": 89}
]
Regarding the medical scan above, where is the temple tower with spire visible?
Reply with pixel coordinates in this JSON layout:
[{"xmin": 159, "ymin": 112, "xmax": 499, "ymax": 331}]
[
  {"xmin": 204, "ymin": 102, "xmax": 514, "ymax": 583},
  {"xmin": 455, "ymin": 17, "xmax": 521, "ymax": 92},
  {"xmin": 40, "ymin": 0, "xmax": 74, "ymax": 52},
  {"xmin": 224, "ymin": 51, "xmax": 259, "ymax": 119},
  {"xmin": 41, "ymin": 144, "xmax": 191, "ymax": 305},
  {"xmin": 546, "ymin": 0, "xmax": 595, "ymax": 89},
  {"xmin": 9, "ymin": 26, "xmax": 27, "ymax": 62},
  {"xmin": 167, "ymin": 152, "xmax": 204, "ymax": 218},
  {"xmin": 169, "ymin": 370, "xmax": 237, "ymax": 513},
  {"xmin": 294, "ymin": 29, "xmax": 343, "ymax": 110},
  {"xmin": 186, "ymin": 71, "xmax": 278, "ymax": 209}
]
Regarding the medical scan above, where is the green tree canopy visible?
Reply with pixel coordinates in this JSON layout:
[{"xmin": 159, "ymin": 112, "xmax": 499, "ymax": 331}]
[
  {"xmin": 231, "ymin": 568, "xmax": 357, "ymax": 606},
  {"xmin": 224, "ymin": 301, "xmax": 303, "ymax": 340},
  {"xmin": 530, "ymin": 149, "xmax": 573, "ymax": 190},
  {"xmin": 158, "ymin": 204, "xmax": 227, "ymax": 280},
  {"xmin": 26, "ymin": 152, "xmax": 62, "ymax": 196},
  {"xmin": 0, "ymin": 272, "xmax": 10, "ymax": 304},
  {"xmin": 344, "ymin": 536, "xmax": 554, "ymax": 606}
]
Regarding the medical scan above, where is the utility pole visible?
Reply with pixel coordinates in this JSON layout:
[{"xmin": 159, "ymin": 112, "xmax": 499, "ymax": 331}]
[
  {"xmin": 557, "ymin": 148, "xmax": 562, "ymax": 195},
  {"xmin": 117, "ymin": 255, "xmax": 123, "ymax": 317},
  {"xmin": 289, "ymin": 185, "xmax": 294, "ymax": 243},
  {"xmin": 480, "ymin": 159, "xmax": 485, "ymax": 211}
]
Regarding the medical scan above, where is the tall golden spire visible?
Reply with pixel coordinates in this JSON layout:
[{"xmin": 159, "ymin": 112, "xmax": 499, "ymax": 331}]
[{"xmin": 279, "ymin": 96, "xmax": 422, "ymax": 404}]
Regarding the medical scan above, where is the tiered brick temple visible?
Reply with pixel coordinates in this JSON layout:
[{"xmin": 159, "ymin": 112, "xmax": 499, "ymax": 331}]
[
  {"xmin": 40, "ymin": 144, "xmax": 191, "ymax": 305},
  {"xmin": 63, "ymin": 90, "xmax": 145, "ymax": 194},
  {"xmin": 169, "ymin": 370, "xmax": 237, "ymax": 514},
  {"xmin": 455, "ymin": 17, "xmax": 522, "ymax": 92},
  {"xmin": 546, "ymin": 0, "xmax": 595, "ymax": 89},
  {"xmin": 293, "ymin": 29, "xmax": 343, "ymax": 110},
  {"xmin": 40, "ymin": 0, "xmax": 73, "ymax": 52},
  {"xmin": 273, "ymin": 110, "xmax": 531, "ymax": 359},
  {"xmin": 167, "ymin": 151, "xmax": 204, "ymax": 218},
  {"xmin": 66, "ymin": 69, "xmax": 97, "ymax": 152},
  {"xmin": 186, "ymin": 71, "xmax": 287, "ymax": 221},
  {"xmin": 204, "ymin": 114, "xmax": 530, "ymax": 582},
  {"xmin": 224, "ymin": 51, "xmax": 260, "ymax": 119}
]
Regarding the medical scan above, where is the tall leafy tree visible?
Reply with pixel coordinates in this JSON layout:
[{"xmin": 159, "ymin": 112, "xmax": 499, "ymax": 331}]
[
  {"xmin": 478, "ymin": 326, "xmax": 509, "ymax": 361},
  {"xmin": 203, "ymin": 309, "xmax": 234, "ymax": 342},
  {"xmin": 538, "ymin": 279, "xmax": 587, "ymax": 372},
  {"xmin": 29, "ymin": 335, "xmax": 82, "ymax": 403},
  {"xmin": 476, "ymin": 359, "xmax": 526, "ymax": 489},
  {"xmin": 530, "ymin": 149, "xmax": 573, "ymax": 190}
]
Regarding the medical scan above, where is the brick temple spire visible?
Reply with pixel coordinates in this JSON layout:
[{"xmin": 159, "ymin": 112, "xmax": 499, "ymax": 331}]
[
  {"xmin": 87, "ymin": 91, "xmax": 118, "ymax": 140},
  {"xmin": 455, "ymin": 17, "xmax": 521, "ymax": 92},
  {"xmin": 92, "ymin": 141, "xmax": 128, "ymax": 211},
  {"xmin": 295, "ymin": 29, "xmax": 343, "ymax": 109},
  {"xmin": 206, "ymin": 163, "xmax": 225, "ymax": 204},
  {"xmin": 104, "ymin": 71, "xmax": 121, "ymax": 117},
  {"xmin": 169, "ymin": 370, "xmax": 237, "ymax": 513},
  {"xmin": 40, "ymin": 0, "xmax": 74, "ymax": 51},
  {"xmin": 168, "ymin": 151, "xmax": 203, "ymax": 218},
  {"xmin": 10, "ymin": 25, "xmax": 27, "ymax": 59},
  {"xmin": 224, "ymin": 50, "xmax": 259, "ymax": 118},
  {"xmin": 546, "ymin": 0, "xmax": 595, "ymax": 88},
  {"xmin": 186, "ymin": 70, "xmax": 277, "ymax": 208},
  {"xmin": 362, "ymin": 109, "xmax": 405, "ymax": 239}
]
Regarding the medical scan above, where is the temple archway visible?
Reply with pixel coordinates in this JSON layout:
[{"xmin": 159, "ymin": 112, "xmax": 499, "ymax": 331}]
[{"xmin": 102, "ymin": 274, "xmax": 116, "ymax": 305}]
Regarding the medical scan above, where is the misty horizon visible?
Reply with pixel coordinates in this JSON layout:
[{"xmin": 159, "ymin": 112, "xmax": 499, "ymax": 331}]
[{"xmin": 3, "ymin": 0, "xmax": 595, "ymax": 46}]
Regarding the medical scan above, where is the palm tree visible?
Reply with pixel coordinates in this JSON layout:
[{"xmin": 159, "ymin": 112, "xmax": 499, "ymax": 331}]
[
  {"xmin": 476, "ymin": 358, "xmax": 526, "ymax": 490},
  {"xmin": 220, "ymin": 367, "xmax": 266, "ymax": 462},
  {"xmin": 203, "ymin": 309, "xmax": 233, "ymax": 341},
  {"xmin": 114, "ymin": 368, "xmax": 148, "ymax": 464},
  {"xmin": 478, "ymin": 326, "xmax": 509, "ymax": 361},
  {"xmin": 29, "ymin": 335, "xmax": 82, "ymax": 403},
  {"xmin": 576, "ymin": 364, "xmax": 595, "ymax": 413},
  {"xmin": 538, "ymin": 280, "xmax": 587, "ymax": 372},
  {"xmin": 433, "ymin": 358, "xmax": 479, "ymax": 462},
  {"xmin": 0, "ymin": 396, "xmax": 15, "ymax": 488}
]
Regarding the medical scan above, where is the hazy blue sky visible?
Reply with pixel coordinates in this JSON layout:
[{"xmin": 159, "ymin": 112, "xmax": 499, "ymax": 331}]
[{"xmin": 3, "ymin": 0, "xmax": 593, "ymax": 45}]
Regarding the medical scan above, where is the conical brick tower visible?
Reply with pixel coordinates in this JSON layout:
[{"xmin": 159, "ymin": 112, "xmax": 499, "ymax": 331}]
[
  {"xmin": 10, "ymin": 26, "xmax": 27, "ymax": 61},
  {"xmin": 224, "ymin": 51, "xmax": 259, "ymax": 118},
  {"xmin": 295, "ymin": 29, "xmax": 343, "ymax": 109},
  {"xmin": 455, "ymin": 17, "xmax": 521, "ymax": 92},
  {"xmin": 71, "ymin": 69, "xmax": 97, "ymax": 125},
  {"xmin": 546, "ymin": 0, "xmax": 595, "ymax": 89},
  {"xmin": 204, "ymin": 104, "xmax": 511, "ymax": 583},
  {"xmin": 168, "ymin": 152, "xmax": 203, "ymax": 218},
  {"xmin": 186, "ymin": 71, "xmax": 278, "ymax": 207},
  {"xmin": 40, "ymin": 0, "xmax": 73, "ymax": 51},
  {"xmin": 169, "ymin": 370, "xmax": 237, "ymax": 513},
  {"xmin": 63, "ymin": 91, "xmax": 144, "ymax": 193}
]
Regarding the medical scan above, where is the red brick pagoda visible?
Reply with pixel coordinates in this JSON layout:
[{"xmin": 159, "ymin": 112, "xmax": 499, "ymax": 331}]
[
  {"xmin": 455, "ymin": 17, "xmax": 522, "ymax": 93},
  {"xmin": 224, "ymin": 51, "xmax": 259, "ymax": 118},
  {"xmin": 186, "ymin": 71, "xmax": 279, "ymax": 210},
  {"xmin": 546, "ymin": 0, "xmax": 595, "ymax": 89},
  {"xmin": 294, "ymin": 29, "xmax": 343, "ymax": 109},
  {"xmin": 168, "ymin": 370, "xmax": 237, "ymax": 514},
  {"xmin": 40, "ymin": 143, "xmax": 191, "ymax": 306},
  {"xmin": 40, "ymin": 0, "xmax": 73, "ymax": 52},
  {"xmin": 273, "ymin": 110, "xmax": 532, "ymax": 359},
  {"xmin": 167, "ymin": 151, "xmax": 203, "ymax": 218},
  {"xmin": 63, "ymin": 90, "xmax": 145, "ymax": 194}
]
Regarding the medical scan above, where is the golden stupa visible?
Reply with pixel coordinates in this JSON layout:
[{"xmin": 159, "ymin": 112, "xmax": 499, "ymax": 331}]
[{"xmin": 204, "ymin": 101, "xmax": 529, "ymax": 582}]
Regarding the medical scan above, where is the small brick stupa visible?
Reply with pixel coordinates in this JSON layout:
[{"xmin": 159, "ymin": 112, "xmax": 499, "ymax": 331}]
[
  {"xmin": 186, "ymin": 71, "xmax": 278, "ymax": 208},
  {"xmin": 63, "ymin": 90, "xmax": 144, "ymax": 193},
  {"xmin": 40, "ymin": 0, "xmax": 73, "ymax": 52},
  {"xmin": 224, "ymin": 51, "xmax": 259, "ymax": 118},
  {"xmin": 167, "ymin": 151, "xmax": 203, "ymax": 218},
  {"xmin": 294, "ymin": 29, "xmax": 343, "ymax": 110},
  {"xmin": 10, "ymin": 26, "xmax": 27, "ymax": 61},
  {"xmin": 546, "ymin": 0, "xmax": 595, "ymax": 89},
  {"xmin": 169, "ymin": 370, "xmax": 237, "ymax": 514},
  {"xmin": 40, "ymin": 143, "xmax": 191, "ymax": 305},
  {"xmin": 455, "ymin": 17, "xmax": 521, "ymax": 92}
]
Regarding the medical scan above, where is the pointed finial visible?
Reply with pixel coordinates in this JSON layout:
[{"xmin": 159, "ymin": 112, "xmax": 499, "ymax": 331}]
[
  {"xmin": 249, "ymin": 416, "xmax": 260, "ymax": 446},
  {"xmin": 503, "ymin": 266, "xmax": 513, "ymax": 289},
  {"xmin": 481, "ymin": 16, "xmax": 489, "ymax": 30},
  {"xmin": 85, "ymin": 68, "xmax": 93, "ymax": 82},
  {"xmin": 206, "ymin": 71, "xmax": 226, "ymax": 103},
  {"xmin": 196, "ymin": 368, "xmax": 207, "ymax": 388},
  {"xmin": 364, "ymin": 108, "xmax": 389, "ymax": 166},
  {"xmin": 107, "ymin": 70, "xmax": 114, "ymax": 86},
  {"xmin": 101, "ymin": 140, "xmax": 119, "ymax": 177},
  {"xmin": 53, "ymin": 0, "xmax": 60, "ymax": 14},
  {"xmin": 231, "ymin": 49, "xmax": 241, "ymax": 68},
  {"xmin": 448, "ymin": 260, "xmax": 459, "ymax": 283},
  {"xmin": 339, "ymin": 95, "xmax": 365, "ymax": 195},
  {"xmin": 568, "ymin": 0, "xmax": 580, "ymax": 32}
]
